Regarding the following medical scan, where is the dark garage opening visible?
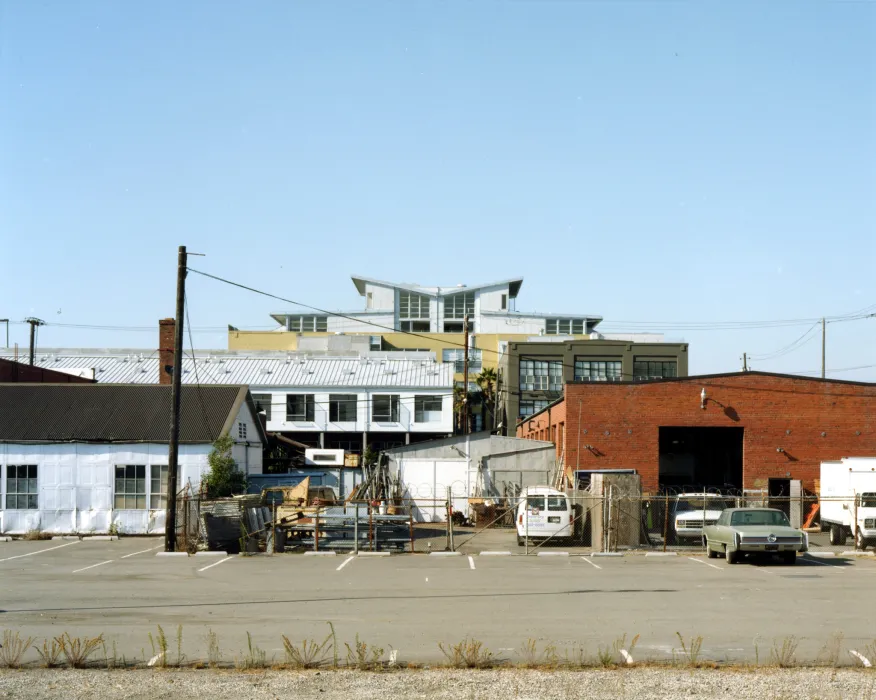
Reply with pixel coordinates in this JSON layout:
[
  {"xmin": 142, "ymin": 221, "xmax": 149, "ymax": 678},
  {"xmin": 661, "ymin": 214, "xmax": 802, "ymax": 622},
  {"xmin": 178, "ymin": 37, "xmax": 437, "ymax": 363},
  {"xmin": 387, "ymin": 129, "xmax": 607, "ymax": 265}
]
[{"xmin": 659, "ymin": 427, "xmax": 743, "ymax": 492}]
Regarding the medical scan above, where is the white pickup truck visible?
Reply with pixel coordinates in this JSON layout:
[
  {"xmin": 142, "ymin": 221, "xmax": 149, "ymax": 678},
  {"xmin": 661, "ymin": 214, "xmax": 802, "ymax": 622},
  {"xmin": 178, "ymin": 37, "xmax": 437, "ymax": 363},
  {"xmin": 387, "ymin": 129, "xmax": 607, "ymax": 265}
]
[
  {"xmin": 673, "ymin": 493, "xmax": 735, "ymax": 543},
  {"xmin": 820, "ymin": 458, "xmax": 876, "ymax": 549}
]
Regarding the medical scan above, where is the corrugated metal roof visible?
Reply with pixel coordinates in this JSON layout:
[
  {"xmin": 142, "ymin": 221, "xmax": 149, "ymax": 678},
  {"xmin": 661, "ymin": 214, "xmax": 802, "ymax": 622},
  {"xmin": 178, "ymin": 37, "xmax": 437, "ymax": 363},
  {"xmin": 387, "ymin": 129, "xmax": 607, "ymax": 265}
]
[
  {"xmin": 0, "ymin": 354, "xmax": 455, "ymax": 388},
  {"xmin": 0, "ymin": 385, "xmax": 253, "ymax": 444}
]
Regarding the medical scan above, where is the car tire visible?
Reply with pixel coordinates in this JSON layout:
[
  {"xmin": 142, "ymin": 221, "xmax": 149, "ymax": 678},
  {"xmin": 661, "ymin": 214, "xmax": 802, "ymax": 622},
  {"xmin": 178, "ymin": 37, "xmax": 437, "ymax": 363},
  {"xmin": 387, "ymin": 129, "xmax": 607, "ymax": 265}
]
[
  {"xmin": 856, "ymin": 529, "xmax": 867, "ymax": 551},
  {"xmin": 782, "ymin": 552, "xmax": 796, "ymax": 566},
  {"xmin": 829, "ymin": 525, "xmax": 847, "ymax": 546},
  {"xmin": 706, "ymin": 540, "xmax": 719, "ymax": 559},
  {"xmin": 517, "ymin": 535, "xmax": 524, "ymax": 547},
  {"xmin": 725, "ymin": 547, "xmax": 739, "ymax": 565}
]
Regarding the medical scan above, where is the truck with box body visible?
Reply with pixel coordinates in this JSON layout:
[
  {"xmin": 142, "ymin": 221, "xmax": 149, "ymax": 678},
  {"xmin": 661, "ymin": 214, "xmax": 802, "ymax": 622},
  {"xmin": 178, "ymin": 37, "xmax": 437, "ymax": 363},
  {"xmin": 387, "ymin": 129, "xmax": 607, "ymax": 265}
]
[{"xmin": 820, "ymin": 458, "xmax": 876, "ymax": 549}]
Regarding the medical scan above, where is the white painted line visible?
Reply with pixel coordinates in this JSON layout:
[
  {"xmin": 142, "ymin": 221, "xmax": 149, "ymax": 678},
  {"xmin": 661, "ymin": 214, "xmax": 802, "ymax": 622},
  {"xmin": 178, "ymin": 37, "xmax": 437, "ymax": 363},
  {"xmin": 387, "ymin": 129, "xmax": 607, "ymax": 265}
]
[
  {"xmin": 580, "ymin": 556, "xmax": 602, "ymax": 570},
  {"xmin": 809, "ymin": 551, "xmax": 836, "ymax": 558},
  {"xmin": 304, "ymin": 551, "xmax": 337, "ymax": 557},
  {"xmin": 193, "ymin": 551, "xmax": 227, "ymax": 557},
  {"xmin": 51, "ymin": 536, "xmax": 80, "ymax": 541},
  {"xmin": 645, "ymin": 552, "xmax": 678, "ymax": 557},
  {"xmin": 840, "ymin": 551, "xmax": 875, "ymax": 557},
  {"xmin": 591, "ymin": 552, "xmax": 623, "ymax": 557},
  {"xmin": 121, "ymin": 545, "xmax": 163, "ymax": 559},
  {"xmin": 155, "ymin": 552, "xmax": 188, "ymax": 557},
  {"xmin": 72, "ymin": 559, "xmax": 114, "ymax": 574},
  {"xmin": 687, "ymin": 557, "xmax": 723, "ymax": 571},
  {"xmin": 537, "ymin": 551, "xmax": 569, "ymax": 557},
  {"xmin": 478, "ymin": 551, "xmax": 511, "ymax": 556},
  {"xmin": 357, "ymin": 551, "xmax": 391, "ymax": 557},
  {"xmin": 336, "ymin": 556, "xmax": 355, "ymax": 571},
  {"xmin": 468, "ymin": 556, "xmax": 476, "ymax": 570},
  {"xmin": 801, "ymin": 557, "xmax": 844, "ymax": 570},
  {"xmin": 429, "ymin": 551, "xmax": 462, "ymax": 557},
  {"xmin": 198, "ymin": 556, "xmax": 233, "ymax": 573},
  {"xmin": 82, "ymin": 535, "xmax": 118, "ymax": 541},
  {"xmin": 0, "ymin": 541, "xmax": 79, "ymax": 563}
]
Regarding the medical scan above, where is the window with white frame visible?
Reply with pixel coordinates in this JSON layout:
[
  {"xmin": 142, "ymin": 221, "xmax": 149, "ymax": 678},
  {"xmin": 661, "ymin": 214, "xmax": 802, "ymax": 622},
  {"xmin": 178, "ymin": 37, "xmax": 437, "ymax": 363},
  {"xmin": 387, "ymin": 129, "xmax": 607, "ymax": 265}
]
[
  {"xmin": 286, "ymin": 315, "xmax": 328, "ymax": 332},
  {"xmin": 5, "ymin": 465, "xmax": 38, "ymax": 510},
  {"xmin": 114, "ymin": 465, "xmax": 146, "ymax": 509},
  {"xmin": 574, "ymin": 359, "xmax": 623, "ymax": 382},
  {"xmin": 329, "ymin": 394, "xmax": 357, "ymax": 422},
  {"xmin": 633, "ymin": 359, "xmax": 677, "ymax": 380},
  {"xmin": 519, "ymin": 400, "xmax": 550, "ymax": 418},
  {"xmin": 238, "ymin": 422, "xmax": 247, "ymax": 439},
  {"xmin": 442, "ymin": 348, "xmax": 482, "ymax": 373},
  {"xmin": 286, "ymin": 394, "xmax": 315, "ymax": 422},
  {"xmin": 398, "ymin": 292, "xmax": 430, "ymax": 319},
  {"xmin": 150, "ymin": 465, "xmax": 169, "ymax": 510},
  {"xmin": 251, "ymin": 393, "xmax": 272, "ymax": 421},
  {"xmin": 519, "ymin": 359, "xmax": 563, "ymax": 391},
  {"xmin": 414, "ymin": 395, "xmax": 443, "ymax": 422},
  {"xmin": 545, "ymin": 319, "xmax": 586, "ymax": 335},
  {"xmin": 444, "ymin": 292, "xmax": 474, "ymax": 319},
  {"xmin": 372, "ymin": 394, "xmax": 400, "ymax": 422}
]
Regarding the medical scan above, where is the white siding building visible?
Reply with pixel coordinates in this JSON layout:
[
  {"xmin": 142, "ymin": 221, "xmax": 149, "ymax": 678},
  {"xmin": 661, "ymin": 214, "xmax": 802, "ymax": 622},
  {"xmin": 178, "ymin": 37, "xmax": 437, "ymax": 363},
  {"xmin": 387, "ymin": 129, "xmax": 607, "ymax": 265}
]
[{"xmin": 0, "ymin": 384, "xmax": 266, "ymax": 535}]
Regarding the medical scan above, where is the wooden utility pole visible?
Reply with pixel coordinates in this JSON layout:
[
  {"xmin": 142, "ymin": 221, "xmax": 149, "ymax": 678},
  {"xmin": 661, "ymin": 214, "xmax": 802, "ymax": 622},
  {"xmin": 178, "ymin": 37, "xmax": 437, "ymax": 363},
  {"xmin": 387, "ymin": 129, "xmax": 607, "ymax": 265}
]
[
  {"xmin": 462, "ymin": 315, "xmax": 470, "ymax": 434},
  {"xmin": 165, "ymin": 246, "xmax": 187, "ymax": 552},
  {"xmin": 742, "ymin": 353, "xmax": 748, "ymax": 372},
  {"xmin": 0, "ymin": 319, "xmax": 8, "ymax": 348},
  {"xmin": 24, "ymin": 318, "xmax": 44, "ymax": 366},
  {"xmin": 821, "ymin": 317, "xmax": 826, "ymax": 379}
]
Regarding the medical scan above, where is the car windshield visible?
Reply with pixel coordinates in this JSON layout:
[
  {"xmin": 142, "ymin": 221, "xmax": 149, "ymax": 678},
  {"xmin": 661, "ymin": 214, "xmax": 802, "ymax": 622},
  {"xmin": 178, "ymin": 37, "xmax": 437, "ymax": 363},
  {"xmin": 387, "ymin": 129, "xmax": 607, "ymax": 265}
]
[
  {"xmin": 676, "ymin": 497, "xmax": 730, "ymax": 511},
  {"xmin": 730, "ymin": 510, "xmax": 790, "ymax": 527},
  {"xmin": 860, "ymin": 493, "xmax": 876, "ymax": 508}
]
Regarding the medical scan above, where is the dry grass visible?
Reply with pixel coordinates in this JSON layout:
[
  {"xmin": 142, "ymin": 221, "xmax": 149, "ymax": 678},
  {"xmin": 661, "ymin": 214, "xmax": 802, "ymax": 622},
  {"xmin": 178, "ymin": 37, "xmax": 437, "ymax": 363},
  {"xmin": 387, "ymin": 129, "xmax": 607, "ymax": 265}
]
[
  {"xmin": 344, "ymin": 634, "xmax": 387, "ymax": 670},
  {"xmin": 818, "ymin": 632, "xmax": 845, "ymax": 668},
  {"xmin": 517, "ymin": 639, "xmax": 559, "ymax": 669},
  {"xmin": 205, "ymin": 629, "xmax": 221, "ymax": 668},
  {"xmin": 771, "ymin": 636, "xmax": 799, "ymax": 668},
  {"xmin": 58, "ymin": 632, "xmax": 104, "ymax": 668},
  {"xmin": 674, "ymin": 632, "xmax": 704, "ymax": 667},
  {"xmin": 0, "ymin": 630, "xmax": 35, "ymax": 668},
  {"xmin": 235, "ymin": 632, "xmax": 267, "ymax": 670},
  {"xmin": 438, "ymin": 637, "xmax": 495, "ymax": 669},
  {"xmin": 23, "ymin": 530, "xmax": 52, "ymax": 541},
  {"xmin": 282, "ymin": 631, "xmax": 333, "ymax": 669},
  {"xmin": 36, "ymin": 638, "xmax": 63, "ymax": 668}
]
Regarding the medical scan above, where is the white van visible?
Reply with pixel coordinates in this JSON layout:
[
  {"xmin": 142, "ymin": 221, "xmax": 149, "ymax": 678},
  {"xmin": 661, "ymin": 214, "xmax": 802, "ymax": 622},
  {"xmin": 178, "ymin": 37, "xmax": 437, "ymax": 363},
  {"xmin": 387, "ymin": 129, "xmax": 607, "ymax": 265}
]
[{"xmin": 516, "ymin": 486, "xmax": 573, "ymax": 546}]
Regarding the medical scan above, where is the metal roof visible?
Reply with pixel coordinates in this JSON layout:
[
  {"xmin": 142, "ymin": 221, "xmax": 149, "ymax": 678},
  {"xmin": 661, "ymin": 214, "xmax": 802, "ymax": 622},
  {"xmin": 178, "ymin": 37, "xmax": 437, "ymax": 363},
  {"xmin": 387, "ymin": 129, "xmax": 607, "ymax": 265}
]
[
  {"xmin": 0, "ymin": 384, "xmax": 263, "ymax": 444},
  {"xmin": 0, "ymin": 353, "xmax": 454, "ymax": 389},
  {"xmin": 350, "ymin": 275, "xmax": 524, "ymax": 298}
]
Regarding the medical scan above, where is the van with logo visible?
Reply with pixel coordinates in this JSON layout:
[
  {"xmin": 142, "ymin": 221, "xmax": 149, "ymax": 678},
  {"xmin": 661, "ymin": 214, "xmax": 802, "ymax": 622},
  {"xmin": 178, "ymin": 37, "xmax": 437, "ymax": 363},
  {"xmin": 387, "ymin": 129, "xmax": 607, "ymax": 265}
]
[{"xmin": 516, "ymin": 486, "xmax": 572, "ymax": 546}]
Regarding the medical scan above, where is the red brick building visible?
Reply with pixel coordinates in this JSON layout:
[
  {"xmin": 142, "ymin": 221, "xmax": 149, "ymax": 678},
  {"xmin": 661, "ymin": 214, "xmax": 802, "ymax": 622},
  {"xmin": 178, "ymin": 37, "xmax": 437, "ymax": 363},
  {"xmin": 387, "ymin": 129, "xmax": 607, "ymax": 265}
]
[{"xmin": 517, "ymin": 372, "xmax": 876, "ymax": 495}]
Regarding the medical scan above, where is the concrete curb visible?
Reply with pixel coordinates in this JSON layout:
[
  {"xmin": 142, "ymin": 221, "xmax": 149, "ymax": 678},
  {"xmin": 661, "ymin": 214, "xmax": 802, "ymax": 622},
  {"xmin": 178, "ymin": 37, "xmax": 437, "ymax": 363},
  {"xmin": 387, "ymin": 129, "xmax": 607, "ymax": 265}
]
[
  {"xmin": 83, "ymin": 535, "xmax": 118, "ymax": 541},
  {"xmin": 194, "ymin": 551, "xmax": 227, "ymax": 557},
  {"xmin": 537, "ymin": 551, "xmax": 570, "ymax": 557},
  {"xmin": 645, "ymin": 552, "xmax": 679, "ymax": 557},
  {"xmin": 478, "ymin": 551, "xmax": 512, "ymax": 556},
  {"xmin": 304, "ymin": 551, "xmax": 337, "ymax": 557},
  {"xmin": 809, "ymin": 552, "xmax": 836, "ymax": 558},
  {"xmin": 52, "ymin": 536, "xmax": 81, "ymax": 541},
  {"xmin": 357, "ymin": 551, "xmax": 391, "ymax": 557},
  {"xmin": 155, "ymin": 552, "xmax": 189, "ymax": 557},
  {"xmin": 591, "ymin": 552, "xmax": 623, "ymax": 557},
  {"xmin": 429, "ymin": 551, "xmax": 462, "ymax": 557},
  {"xmin": 840, "ymin": 551, "xmax": 875, "ymax": 557}
]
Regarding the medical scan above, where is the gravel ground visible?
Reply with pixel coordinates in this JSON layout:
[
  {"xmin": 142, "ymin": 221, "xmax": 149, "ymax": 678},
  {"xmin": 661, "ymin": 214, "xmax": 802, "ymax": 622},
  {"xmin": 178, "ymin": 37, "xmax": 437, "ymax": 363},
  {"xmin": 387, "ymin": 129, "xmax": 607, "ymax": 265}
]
[{"xmin": 1, "ymin": 668, "xmax": 875, "ymax": 700}]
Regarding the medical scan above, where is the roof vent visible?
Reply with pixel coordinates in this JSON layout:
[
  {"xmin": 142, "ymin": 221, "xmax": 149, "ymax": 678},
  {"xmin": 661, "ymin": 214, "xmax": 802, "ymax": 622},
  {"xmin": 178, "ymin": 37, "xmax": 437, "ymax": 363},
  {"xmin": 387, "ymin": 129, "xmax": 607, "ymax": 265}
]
[{"xmin": 261, "ymin": 367, "xmax": 272, "ymax": 375}]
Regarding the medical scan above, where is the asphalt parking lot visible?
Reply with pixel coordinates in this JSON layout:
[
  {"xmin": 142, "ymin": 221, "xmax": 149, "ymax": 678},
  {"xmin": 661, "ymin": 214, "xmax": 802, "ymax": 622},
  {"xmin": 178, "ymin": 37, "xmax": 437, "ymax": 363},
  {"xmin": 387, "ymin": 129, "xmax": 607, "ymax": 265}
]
[{"xmin": 2, "ymin": 537, "xmax": 875, "ymax": 666}]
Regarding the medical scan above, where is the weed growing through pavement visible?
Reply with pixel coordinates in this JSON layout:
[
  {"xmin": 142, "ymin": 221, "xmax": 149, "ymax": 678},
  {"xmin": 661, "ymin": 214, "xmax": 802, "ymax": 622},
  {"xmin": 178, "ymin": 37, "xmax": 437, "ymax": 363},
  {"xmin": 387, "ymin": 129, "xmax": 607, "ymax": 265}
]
[
  {"xmin": 23, "ymin": 530, "xmax": 51, "ymax": 541},
  {"xmin": 674, "ymin": 632, "xmax": 704, "ymax": 667},
  {"xmin": 36, "ymin": 637, "xmax": 64, "ymax": 668},
  {"xmin": 205, "ymin": 628, "xmax": 221, "ymax": 668},
  {"xmin": 327, "ymin": 621, "xmax": 338, "ymax": 669},
  {"xmin": 147, "ymin": 625, "xmax": 169, "ymax": 668},
  {"xmin": 561, "ymin": 646, "xmax": 589, "ymax": 669},
  {"xmin": 344, "ymin": 634, "xmax": 386, "ymax": 670},
  {"xmin": 613, "ymin": 634, "xmax": 639, "ymax": 666},
  {"xmin": 282, "ymin": 626, "xmax": 334, "ymax": 669},
  {"xmin": 818, "ymin": 632, "xmax": 844, "ymax": 668},
  {"xmin": 58, "ymin": 632, "xmax": 104, "ymax": 668},
  {"xmin": 517, "ymin": 639, "xmax": 559, "ymax": 669},
  {"xmin": 175, "ymin": 625, "xmax": 185, "ymax": 667},
  {"xmin": 438, "ymin": 637, "xmax": 494, "ymax": 669},
  {"xmin": 771, "ymin": 636, "xmax": 799, "ymax": 668},
  {"xmin": 0, "ymin": 630, "xmax": 35, "ymax": 668},
  {"xmin": 235, "ymin": 632, "xmax": 267, "ymax": 670}
]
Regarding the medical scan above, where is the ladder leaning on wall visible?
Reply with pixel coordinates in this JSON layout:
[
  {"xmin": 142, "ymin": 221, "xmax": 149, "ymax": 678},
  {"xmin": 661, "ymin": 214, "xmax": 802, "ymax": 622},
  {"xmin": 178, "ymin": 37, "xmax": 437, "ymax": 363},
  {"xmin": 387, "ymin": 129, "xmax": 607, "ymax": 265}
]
[{"xmin": 553, "ymin": 451, "xmax": 566, "ymax": 490}]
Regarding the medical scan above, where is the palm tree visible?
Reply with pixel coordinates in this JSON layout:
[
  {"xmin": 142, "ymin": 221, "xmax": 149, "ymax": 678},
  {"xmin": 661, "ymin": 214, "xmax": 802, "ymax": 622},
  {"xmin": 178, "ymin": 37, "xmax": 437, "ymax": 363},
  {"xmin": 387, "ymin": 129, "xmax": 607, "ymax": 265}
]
[{"xmin": 476, "ymin": 367, "xmax": 497, "ymax": 431}]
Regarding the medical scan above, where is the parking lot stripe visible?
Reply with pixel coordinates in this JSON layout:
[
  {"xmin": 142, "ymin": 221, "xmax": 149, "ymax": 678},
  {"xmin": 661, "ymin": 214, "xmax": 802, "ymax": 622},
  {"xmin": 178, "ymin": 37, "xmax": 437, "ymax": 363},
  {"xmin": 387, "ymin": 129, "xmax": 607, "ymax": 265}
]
[
  {"xmin": 72, "ymin": 559, "xmax": 113, "ymax": 574},
  {"xmin": 687, "ymin": 557, "xmax": 723, "ymax": 571},
  {"xmin": 580, "ymin": 556, "xmax": 602, "ymax": 570},
  {"xmin": 468, "ymin": 556, "xmax": 476, "ymax": 570},
  {"xmin": 0, "ymin": 541, "xmax": 79, "ymax": 563},
  {"xmin": 120, "ymin": 545, "xmax": 163, "ymax": 559},
  {"xmin": 197, "ymin": 556, "xmax": 233, "ymax": 573},
  {"xmin": 800, "ymin": 557, "xmax": 844, "ymax": 571},
  {"xmin": 336, "ymin": 556, "xmax": 355, "ymax": 571}
]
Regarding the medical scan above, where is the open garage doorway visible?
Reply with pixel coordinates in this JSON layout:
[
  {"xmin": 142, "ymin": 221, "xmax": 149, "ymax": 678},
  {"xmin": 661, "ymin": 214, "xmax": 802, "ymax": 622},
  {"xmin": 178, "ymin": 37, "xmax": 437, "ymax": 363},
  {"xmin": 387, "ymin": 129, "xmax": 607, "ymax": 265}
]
[{"xmin": 659, "ymin": 427, "xmax": 743, "ymax": 492}]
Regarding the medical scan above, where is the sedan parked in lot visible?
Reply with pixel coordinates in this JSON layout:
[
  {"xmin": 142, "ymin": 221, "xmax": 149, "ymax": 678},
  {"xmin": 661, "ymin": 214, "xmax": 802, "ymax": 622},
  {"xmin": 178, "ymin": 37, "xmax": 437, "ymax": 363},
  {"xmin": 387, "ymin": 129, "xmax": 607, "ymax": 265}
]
[{"xmin": 702, "ymin": 508, "xmax": 808, "ymax": 565}]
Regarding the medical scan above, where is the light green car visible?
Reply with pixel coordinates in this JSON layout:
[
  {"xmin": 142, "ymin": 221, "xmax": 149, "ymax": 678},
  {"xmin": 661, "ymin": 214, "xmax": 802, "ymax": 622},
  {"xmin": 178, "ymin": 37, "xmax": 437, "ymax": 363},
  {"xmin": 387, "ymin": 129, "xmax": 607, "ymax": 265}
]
[{"xmin": 702, "ymin": 508, "xmax": 808, "ymax": 565}]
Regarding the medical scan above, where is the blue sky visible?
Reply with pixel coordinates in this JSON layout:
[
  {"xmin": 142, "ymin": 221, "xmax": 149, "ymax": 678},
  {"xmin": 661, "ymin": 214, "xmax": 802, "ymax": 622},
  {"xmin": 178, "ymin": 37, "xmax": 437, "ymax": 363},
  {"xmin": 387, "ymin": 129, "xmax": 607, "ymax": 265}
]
[{"xmin": 1, "ymin": 1, "xmax": 874, "ymax": 379}]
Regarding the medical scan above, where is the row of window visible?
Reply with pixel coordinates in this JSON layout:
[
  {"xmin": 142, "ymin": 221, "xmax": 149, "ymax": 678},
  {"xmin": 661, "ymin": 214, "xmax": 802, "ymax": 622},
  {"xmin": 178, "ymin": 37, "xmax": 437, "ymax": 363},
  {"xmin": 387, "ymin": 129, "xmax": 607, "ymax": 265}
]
[
  {"xmin": 441, "ymin": 348, "xmax": 483, "ymax": 373},
  {"xmin": 285, "ymin": 315, "xmax": 328, "ymax": 332},
  {"xmin": 545, "ymin": 319, "xmax": 587, "ymax": 335},
  {"xmin": 520, "ymin": 358, "xmax": 679, "ymax": 385},
  {"xmin": 4, "ymin": 465, "xmax": 169, "ymax": 511},
  {"xmin": 519, "ymin": 359, "xmax": 564, "ymax": 392},
  {"xmin": 251, "ymin": 394, "xmax": 444, "ymax": 424}
]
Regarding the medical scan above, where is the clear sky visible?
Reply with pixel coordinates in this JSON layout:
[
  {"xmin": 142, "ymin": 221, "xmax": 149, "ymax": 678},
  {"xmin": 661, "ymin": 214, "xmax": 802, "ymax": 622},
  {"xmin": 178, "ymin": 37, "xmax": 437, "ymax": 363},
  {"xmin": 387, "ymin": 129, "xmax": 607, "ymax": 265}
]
[{"xmin": 1, "ymin": 1, "xmax": 874, "ymax": 379}]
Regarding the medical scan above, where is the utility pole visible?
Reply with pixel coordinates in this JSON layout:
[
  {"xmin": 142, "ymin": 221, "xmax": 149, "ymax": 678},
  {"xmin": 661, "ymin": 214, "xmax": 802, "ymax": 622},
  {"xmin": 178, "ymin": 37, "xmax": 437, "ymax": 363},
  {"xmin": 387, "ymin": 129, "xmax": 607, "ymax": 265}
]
[
  {"xmin": 24, "ymin": 318, "xmax": 45, "ymax": 365},
  {"xmin": 165, "ymin": 246, "xmax": 187, "ymax": 552},
  {"xmin": 462, "ymin": 315, "xmax": 470, "ymax": 434},
  {"xmin": 742, "ymin": 353, "xmax": 748, "ymax": 372},
  {"xmin": 821, "ymin": 317, "xmax": 826, "ymax": 379},
  {"xmin": 0, "ymin": 319, "xmax": 8, "ymax": 348}
]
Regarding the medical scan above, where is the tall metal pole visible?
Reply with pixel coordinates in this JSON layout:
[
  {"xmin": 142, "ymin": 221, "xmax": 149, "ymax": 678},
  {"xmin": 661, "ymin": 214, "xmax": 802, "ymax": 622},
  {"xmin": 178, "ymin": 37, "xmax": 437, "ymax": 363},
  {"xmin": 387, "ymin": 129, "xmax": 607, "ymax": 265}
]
[
  {"xmin": 0, "ymin": 319, "xmax": 8, "ymax": 348},
  {"xmin": 24, "ymin": 318, "xmax": 44, "ymax": 366},
  {"xmin": 821, "ymin": 317, "xmax": 826, "ymax": 379},
  {"xmin": 462, "ymin": 314, "xmax": 469, "ymax": 434},
  {"xmin": 742, "ymin": 353, "xmax": 748, "ymax": 372},
  {"xmin": 165, "ymin": 246, "xmax": 187, "ymax": 552}
]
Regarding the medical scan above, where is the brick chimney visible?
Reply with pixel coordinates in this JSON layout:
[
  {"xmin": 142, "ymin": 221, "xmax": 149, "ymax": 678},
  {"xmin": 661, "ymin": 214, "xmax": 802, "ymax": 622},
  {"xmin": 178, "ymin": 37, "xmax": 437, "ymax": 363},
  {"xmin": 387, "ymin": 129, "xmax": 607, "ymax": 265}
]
[{"xmin": 159, "ymin": 318, "xmax": 175, "ymax": 385}]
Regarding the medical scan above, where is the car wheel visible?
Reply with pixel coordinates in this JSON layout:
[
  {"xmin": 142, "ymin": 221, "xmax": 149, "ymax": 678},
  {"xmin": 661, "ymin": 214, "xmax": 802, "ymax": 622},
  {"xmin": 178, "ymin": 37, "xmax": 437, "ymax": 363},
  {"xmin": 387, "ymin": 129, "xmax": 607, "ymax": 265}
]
[
  {"xmin": 829, "ymin": 525, "xmax": 847, "ymax": 546},
  {"xmin": 725, "ymin": 547, "xmax": 739, "ymax": 565},
  {"xmin": 782, "ymin": 552, "xmax": 796, "ymax": 566},
  {"xmin": 856, "ymin": 529, "xmax": 867, "ymax": 551},
  {"xmin": 517, "ymin": 535, "xmax": 524, "ymax": 547}
]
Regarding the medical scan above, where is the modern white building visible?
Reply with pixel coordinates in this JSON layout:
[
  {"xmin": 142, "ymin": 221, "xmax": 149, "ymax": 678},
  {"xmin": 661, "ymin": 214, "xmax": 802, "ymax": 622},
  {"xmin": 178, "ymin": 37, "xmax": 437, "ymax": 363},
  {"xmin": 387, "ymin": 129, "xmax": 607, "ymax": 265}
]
[
  {"xmin": 0, "ymin": 384, "xmax": 266, "ymax": 535},
  {"xmin": 1, "ymin": 350, "xmax": 456, "ymax": 453}
]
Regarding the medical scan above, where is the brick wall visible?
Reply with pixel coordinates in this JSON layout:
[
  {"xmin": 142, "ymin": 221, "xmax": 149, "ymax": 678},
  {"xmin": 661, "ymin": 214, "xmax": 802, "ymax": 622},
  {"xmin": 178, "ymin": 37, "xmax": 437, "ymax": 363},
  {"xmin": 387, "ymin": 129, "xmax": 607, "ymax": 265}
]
[
  {"xmin": 517, "ymin": 400, "xmax": 567, "ymax": 460},
  {"xmin": 518, "ymin": 373, "xmax": 876, "ymax": 494}
]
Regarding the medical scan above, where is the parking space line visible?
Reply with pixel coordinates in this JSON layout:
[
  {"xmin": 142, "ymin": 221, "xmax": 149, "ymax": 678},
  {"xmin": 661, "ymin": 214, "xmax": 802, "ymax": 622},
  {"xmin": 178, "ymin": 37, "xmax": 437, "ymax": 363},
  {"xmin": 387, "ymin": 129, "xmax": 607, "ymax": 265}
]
[
  {"xmin": 197, "ymin": 557, "xmax": 233, "ymax": 573},
  {"xmin": 468, "ymin": 556, "xmax": 476, "ymax": 570},
  {"xmin": 687, "ymin": 557, "xmax": 723, "ymax": 571},
  {"xmin": 336, "ymin": 556, "xmax": 355, "ymax": 572},
  {"xmin": 0, "ymin": 541, "xmax": 79, "ymax": 563},
  {"xmin": 72, "ymin": 559, "xmax": 114, "ymax": 574},
  {"xmin": 800, "ymin": 557, "xmax": 844, "ymax": 571},
  {"xmin": 580, "ymin": 556, "xmax": 602, "ymax": 570},
  {"xmin": 120, "ymin": 545, "xmax": 163, "ymax": 559}
]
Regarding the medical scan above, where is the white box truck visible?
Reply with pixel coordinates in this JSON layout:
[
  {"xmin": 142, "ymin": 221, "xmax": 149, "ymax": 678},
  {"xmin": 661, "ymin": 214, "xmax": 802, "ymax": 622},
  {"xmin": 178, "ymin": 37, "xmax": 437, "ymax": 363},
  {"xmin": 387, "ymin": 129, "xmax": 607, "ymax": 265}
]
[{"xmin": 820, "ymin": 457, "xmax": 876, "ymax": 549}]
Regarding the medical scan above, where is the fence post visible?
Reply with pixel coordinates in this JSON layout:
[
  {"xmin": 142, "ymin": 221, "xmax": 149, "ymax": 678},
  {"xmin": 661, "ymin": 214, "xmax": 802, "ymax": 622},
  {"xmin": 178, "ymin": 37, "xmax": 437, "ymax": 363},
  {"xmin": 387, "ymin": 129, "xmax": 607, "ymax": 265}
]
[
  {"xmin": 525, "ymin": 496, "xmax": 529, "ymax": 556},
  {"xmin": 662, "ymin": 493, "xmax": 669, "ymax": 553},
  {"xmin": 409, "ymin": 510, "xmax": 415, "ymax": 553},
  {"xmin": 354, "ymin": 502, "xmax": 359, "ymax": 554},
  {"xmin": 314, "ymin": 507, "xmax": 319, "ymax": 552},
  {"xmin": 448, "ymin": 486, "xmax": 455, "ymax": 552}
]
